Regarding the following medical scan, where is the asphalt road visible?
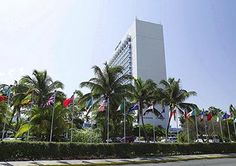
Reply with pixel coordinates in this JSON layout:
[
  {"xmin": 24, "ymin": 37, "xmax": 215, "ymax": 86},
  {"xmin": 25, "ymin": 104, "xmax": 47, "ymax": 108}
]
[{"xmin": 118, "ymin": 158, "xmax": 236, "ymax": 166}]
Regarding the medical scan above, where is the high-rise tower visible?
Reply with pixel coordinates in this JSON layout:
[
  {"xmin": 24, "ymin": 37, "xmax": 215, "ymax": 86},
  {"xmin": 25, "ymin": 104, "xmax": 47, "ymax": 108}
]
[{"xmin": 109, "ymin": 19, "xmax": 167, "ymax": 127}]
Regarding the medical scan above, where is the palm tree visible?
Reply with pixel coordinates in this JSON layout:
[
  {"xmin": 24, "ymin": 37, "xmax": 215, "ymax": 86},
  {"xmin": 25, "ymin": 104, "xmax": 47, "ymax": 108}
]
[
  {"xmin": 15, "ymin": 70, "xmax": 65, "ymax": 141},
  {"xmin": 159, "ymin": 78, "xmax": 197, "ymax": 141},
  {"xmin": 10, "ymin": 81, "xmax": 30, "ymax": 131},
  {"xmin": 20, "ymin": 70, "xmax": 64, "ymax": 108},
  {"xmin": 80, "ymin": 63, "xmax": 133, "ymax": 142},
  {"xmin": 129, "ymin": 78, "xmax": 157, "ymax": 142}
]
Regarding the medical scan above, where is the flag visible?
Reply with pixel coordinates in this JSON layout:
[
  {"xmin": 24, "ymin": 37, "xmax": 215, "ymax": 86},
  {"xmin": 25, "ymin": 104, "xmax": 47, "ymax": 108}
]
[
  {"xmin": 0, "ymin": 96, "xmax": 7, "ymax": 102},
  {"xmin": 200, "ymin": 111, "xmax": 205, "ymax": 121},
  {"xmin": 144, "ymin": 105, "xmax": 155, "ymax": 114},
  {"xmin": 207, "ymin": 112, "xmax": 213, "ymax": 121},
  {"xmin": 222, "ymin": 112, "xmax": 230, "ymax": 120},
  {"xmin": 143, "ymin": 105, "xmax": 164, "ymax": 120},
  {"xmin": 63, "ymin": 95, "xmax": 74, "ymax": 107},
  {"xmin": 129, "ymin": 103, "xmax": 139, "ymax": 112},
  {"xmin": 117, "ymin": 101, "xmax": 125, "ymax": 112},
  {"xmin": 99, "ymin": 99, "xmax": 107, "ymax": 112},
  {"xmin": 161, "ymin": 106, "xmax": 165, "ymax": 113},
  {"xmin": 186, "ymin": 110, "xmax": 195, "ymax": 118},
  {"xmin": 21, "ymin": 94, "xmax": 32, "ymax": 105},
  {"xmin": 46, "ymin": 93, "xmax": 56, "ymax": 106},
  {"xmin": 170, "ymin": 110, "xmax": 176, "ymax": 121},
  {"xmin": 230, "ymin": 112, "xmax": 234, "ymax": 119},
  {"xmin": 85, "ymin": 98, "xmax": 93, "ymax": 111}
]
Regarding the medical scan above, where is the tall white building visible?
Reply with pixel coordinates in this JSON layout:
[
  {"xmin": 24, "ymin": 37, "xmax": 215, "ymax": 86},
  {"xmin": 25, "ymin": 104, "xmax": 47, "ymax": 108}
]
[{"xmin": 109, "ymin": 19, "xmax": 168, "ymax": 128}]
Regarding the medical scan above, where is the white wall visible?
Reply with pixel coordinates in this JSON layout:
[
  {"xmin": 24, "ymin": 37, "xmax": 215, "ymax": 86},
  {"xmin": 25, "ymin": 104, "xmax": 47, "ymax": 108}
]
[{"xmin": 135, "ymin": 20, "xmax": 168, "ymax": 127}]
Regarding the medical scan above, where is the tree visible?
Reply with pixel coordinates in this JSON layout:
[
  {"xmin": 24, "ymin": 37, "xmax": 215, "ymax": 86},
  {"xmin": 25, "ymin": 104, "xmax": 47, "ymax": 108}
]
[
  {"xmin": 20, "ymin": 70, "xmax": 64, "ymax": 109},
  {"xmin": 15, "ymin": 70, "xmax": 66, "ymax": 141},
  {"xmin": 129, "ymin": 78, "xmax": 157, "ymax": 142},
  {"xmin": 10, "ymin": 81, "xmax": 30, "ymax": 131},
  {"xmin": 159, "ymin": 78, "xmax": 197, "ymax": 140},
  {"xmin": 80, "ymin": 63, "xmax": 133, "ymax": 142}
]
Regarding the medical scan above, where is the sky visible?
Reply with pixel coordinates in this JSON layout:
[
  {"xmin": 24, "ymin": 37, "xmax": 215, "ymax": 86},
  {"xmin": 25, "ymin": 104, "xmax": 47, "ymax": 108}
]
[{"xmin": 0, "ymin": 0, "xmax": 235, "ymax": 112}]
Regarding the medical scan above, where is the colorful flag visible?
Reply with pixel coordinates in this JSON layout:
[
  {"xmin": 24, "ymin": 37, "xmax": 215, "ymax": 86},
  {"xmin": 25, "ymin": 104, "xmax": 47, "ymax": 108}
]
[
  {"xmin": 63, "ymin": 95, "xmax": 74, "ymax": 107},
  {"xmin": 117, "ymin": 101, "xmax": 125, "ymax": 112},
  {"xmin": 129, "ymin": 103, "xmax": 139, "ymax": 112},
  {"xmin": 200, "ymin": 110, "xmax": 205, "ymax": 121},
  {"xmin": 0, "ymin": 96, "xmax": 7, "ymax": 102},
  {"xmin": 21, "ymin": 94, "xmax": 32, "ymax": 105},
  {"xmin": 222, "ymin": 112, "xmax": 230, "ymax": 120},
  {"xmin": 46, "ymin": 93, "xmax": 56, "ymax": 106},
  {"xmin": 207, "ymin": 112, "xmax": 213, "ymax": 121},
  {"xmin": 186, "ymin": 110, "xmax": 195, "ymax": 118},
  {"xmin": 99, "ymin": 99, "xmax": 107, "ymax": 112}
]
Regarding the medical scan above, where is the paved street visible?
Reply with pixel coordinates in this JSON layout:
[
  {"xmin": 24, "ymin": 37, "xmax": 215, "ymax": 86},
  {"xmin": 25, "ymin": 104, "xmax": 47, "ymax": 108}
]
[
  {"xmin": 0, "ymin": 154, "xmax": 236, "ymax": 166},
  {"xmin": 120, "ymin": 158, "xmax": 236, "ymax": 166}
]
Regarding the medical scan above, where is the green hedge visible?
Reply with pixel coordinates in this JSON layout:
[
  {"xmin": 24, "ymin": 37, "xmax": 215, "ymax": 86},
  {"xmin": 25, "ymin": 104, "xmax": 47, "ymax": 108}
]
[{"xmin": 1, "ymin": 142, "xmax": 236, "ymax": 161}]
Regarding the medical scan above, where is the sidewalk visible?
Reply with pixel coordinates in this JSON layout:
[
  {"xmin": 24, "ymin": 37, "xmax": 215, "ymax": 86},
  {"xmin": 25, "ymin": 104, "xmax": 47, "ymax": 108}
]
[{"xmin": 0, "ymin": 154, "xmax": 236, "ymax": 166}]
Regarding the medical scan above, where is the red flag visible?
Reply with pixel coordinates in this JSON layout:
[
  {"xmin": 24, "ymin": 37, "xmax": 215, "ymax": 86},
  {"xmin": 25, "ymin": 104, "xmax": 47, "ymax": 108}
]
[
  {"xmin": 0, "ymin": 96, "xmax": 7, "ymax": 102},
  {"xmin": 63, "ymin": 95, "xmax": 74, "ymax": 107},
  {"xmin": 207, "ymin": 112, "xmax": 213, "ymax": 121},
  {"xmin": 170, "ymin": 110, "xmax": 176, "ymax": 120}
]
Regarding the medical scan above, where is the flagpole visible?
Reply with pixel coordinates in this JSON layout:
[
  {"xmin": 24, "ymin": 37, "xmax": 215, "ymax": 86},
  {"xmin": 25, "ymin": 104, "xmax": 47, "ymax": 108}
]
[
  {"xmin": 49, "ymin": 91, "xmax": 56, "ymax": 142},
  {"xmin": 107, "ymin": 97, "xmax": 109, "ymax": 143},
  {"xmin": 219, "ymin": 114, "xmax": 224, "ymax": 142},
  {"xmin": 123, "ymin": 100, "xmax": 126, "ymax": 143},
  {"xmin": 138, "ymin": 102, "xmax": 141, "ymax": 142},
  {"xmin": 226, "ymin": 119, "xmax": 231, "ymax": 142},
  {"xmin": 176, "ymin": 110, "xmax": 178, "ymax": 143},
  {"xmin": 70, "ymin": 92, "xmax": 75, "ymax": 142},
  {"xmin": 187, "ymin": 117, "xmax": 190, "ymax": 143},
  {"xmin": 233, "ymin": 119, "xmax": 236, "ymax": 139},
  {"xmin": 194, "ymin": 110, "xmax": 199, "ymax": 141},
  {"xmin": 152, "ymin": 104, "xmax": 156, "ymax": 143},
  {"xmin": 1, "ymin": 85, "xmax": 11, "ymax": 140},
  {"xmin": 203, "ymin": 109, "xmax": 208, "ymax": 142},
  {"xmin": 27, "ymin": 96, "xmax": 33, "ymax": 141},
  {"xmin": 211, "ymin": 118, "xmax": 215, "ymax": 139}
]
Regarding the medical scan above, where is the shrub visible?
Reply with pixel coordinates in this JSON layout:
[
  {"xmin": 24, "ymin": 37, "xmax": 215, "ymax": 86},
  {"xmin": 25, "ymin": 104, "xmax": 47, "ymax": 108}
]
[
  {"xmin": 73, "ymin": 129, "xmax": 102, "ymax": 143},
  {"xmin": 1, "ymin": 142, "xmax": 236, "ymax": 161}
]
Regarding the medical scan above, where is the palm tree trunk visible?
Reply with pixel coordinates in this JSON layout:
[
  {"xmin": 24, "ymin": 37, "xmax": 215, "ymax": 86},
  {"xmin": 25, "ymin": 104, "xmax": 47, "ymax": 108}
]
[
  {"xmin": 165, "ymin": 109, "xmax": 173, "ymax": 141},
  {"xmin": 140, "ymin": 102, "xmax": 149, "ymax": 143}
]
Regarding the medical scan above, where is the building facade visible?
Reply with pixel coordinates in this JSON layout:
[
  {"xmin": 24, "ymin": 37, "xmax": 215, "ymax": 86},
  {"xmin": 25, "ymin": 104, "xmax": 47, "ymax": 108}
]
[{"xmin": 109, "ymin": 19, "xmax": 168, "ymax": 128}]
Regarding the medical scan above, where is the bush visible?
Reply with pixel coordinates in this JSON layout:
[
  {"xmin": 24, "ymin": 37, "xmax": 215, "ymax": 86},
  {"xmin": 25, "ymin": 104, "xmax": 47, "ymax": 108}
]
[
  {"xmin": 73, "ymin": 129, "xmax": 102, "ymax": 143},
  {"xmin": 1, "ymin": 142, "xmax": 236, "ymax": 161}
]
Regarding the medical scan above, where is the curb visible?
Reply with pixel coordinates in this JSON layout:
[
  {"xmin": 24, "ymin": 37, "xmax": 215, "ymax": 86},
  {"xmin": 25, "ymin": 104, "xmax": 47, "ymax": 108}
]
[{"xmin": 42, "ymin": 154, "xmax": 236, "ymax": 166}]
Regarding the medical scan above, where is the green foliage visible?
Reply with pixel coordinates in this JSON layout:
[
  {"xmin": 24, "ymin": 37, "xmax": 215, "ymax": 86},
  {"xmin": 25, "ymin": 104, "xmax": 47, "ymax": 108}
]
[
  {"xmin": 133, "ymin": 124, "xmax": 165, "ymax": 140},
  {"xmin": 80, "ymin": 63, "xmax": 133, "ymax": 141},
  {"xmin": 1, "ymin": 142, "xmax": 236, "ymax": 161},
  {"xmin": 73, "ymin": 129, "xmax": 102, "ymax": 143},
  {"xmin": 129, "ymin": 78, "xmax": 158, "ymax": 142},
  {"xmin": 159, "ymin": 78, "xmax": 197, "ymax": 140},
  {"xmin": 15, "ymin": 123, "xmax": 30, "ymax": 138}
]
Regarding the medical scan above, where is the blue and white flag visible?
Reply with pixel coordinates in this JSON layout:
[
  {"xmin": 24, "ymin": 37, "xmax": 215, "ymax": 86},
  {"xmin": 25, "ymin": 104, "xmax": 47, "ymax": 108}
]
[{"xmin": 129, "ymin": 103, "xmax": 139, "ymax": 112}]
